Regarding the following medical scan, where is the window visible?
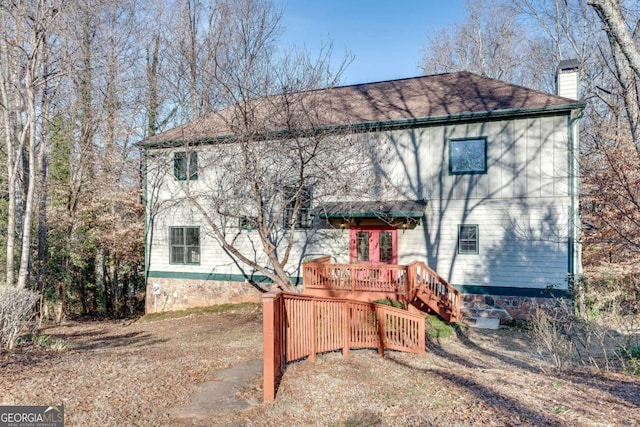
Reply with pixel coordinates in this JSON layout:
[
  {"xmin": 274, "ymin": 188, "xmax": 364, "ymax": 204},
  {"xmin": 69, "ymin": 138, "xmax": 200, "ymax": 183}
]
[
  {"xmin": 174, "ymin": 151, "xmax": 198, "ymax": 180},
  {"xmin": 379, "ymin": 231, "xmax": 393, "ymax": 263},
  {"xmin": 449, "ymin": 137, "xmax": 487, "ymax": 174},
  {"xmin": 356, "ymin": 231, "xmax": 370, "ymax": 262},
  {"xmin": 458, "ymin": 225, "xmax": 479, "ymax": 254},
  {"xmin": 239, "ymin": 216, "xmax": 257, "ymax": 230},
  {"xmin": 283, "ymin": 187, "xmax": 313, "ymax": 229},
  {"xmin": 170, "ymin": 226, "xmax": 200, "ymax": 264}
]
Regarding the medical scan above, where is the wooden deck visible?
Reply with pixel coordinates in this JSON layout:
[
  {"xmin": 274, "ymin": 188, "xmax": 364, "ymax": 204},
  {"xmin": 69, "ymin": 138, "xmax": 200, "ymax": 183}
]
[{"xmin": 302, "ymin": 255, "xmax": 461, "ymax": 322}]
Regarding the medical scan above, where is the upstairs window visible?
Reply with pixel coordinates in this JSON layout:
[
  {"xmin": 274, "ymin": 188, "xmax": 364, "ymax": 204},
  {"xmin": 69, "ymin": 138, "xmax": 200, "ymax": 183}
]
[
  {"xmin": 449, "ymin": 137, "xmax": 487, "ymax": 175},
  {"xmin": 283, "ymin": 187, "xmax": 313, "ymax": 229},
  {"xmin": 458, "ymin": 224, "xmax": 479, "ymax": 254},
  {"xmin": 170, "ymin": 226, "xmax": 200, "ymax": 264},
  {"xmin": 174, "ymin": 151, "xmax": 198, "ymax": 180}
]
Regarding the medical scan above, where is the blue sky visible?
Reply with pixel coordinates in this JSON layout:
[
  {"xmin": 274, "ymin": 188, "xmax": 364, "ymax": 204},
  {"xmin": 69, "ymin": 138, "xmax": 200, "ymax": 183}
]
[{"xmin": 278, "ymin": 0, "xmax": 467, "ymax": 86}]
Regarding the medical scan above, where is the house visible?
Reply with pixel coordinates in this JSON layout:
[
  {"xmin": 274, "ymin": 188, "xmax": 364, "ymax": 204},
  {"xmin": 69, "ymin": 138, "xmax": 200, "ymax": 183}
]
[{"xmin": 142, "ymin": 63, "xmax": 584, "ymax": 320}]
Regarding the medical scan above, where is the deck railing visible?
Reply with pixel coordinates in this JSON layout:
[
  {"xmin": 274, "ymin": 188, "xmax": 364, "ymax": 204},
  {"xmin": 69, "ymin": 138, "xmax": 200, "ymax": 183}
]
[
  {"xmin": 407, "ymin": 261, "xmax": 461, "ymax": 322},
  {"xmin": 262, "ymin": 291, "xmax": 425, "ymax": 401},
  {"xmin": 303, "ymin": 257, "xmax": 461, "ymax": 322}
]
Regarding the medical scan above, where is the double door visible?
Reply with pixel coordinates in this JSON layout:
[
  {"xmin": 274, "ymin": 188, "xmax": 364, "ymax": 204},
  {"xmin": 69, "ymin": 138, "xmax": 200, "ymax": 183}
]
[{"xmin": 349, "ymin": 227, "xmax": 397, "ymax": 264}]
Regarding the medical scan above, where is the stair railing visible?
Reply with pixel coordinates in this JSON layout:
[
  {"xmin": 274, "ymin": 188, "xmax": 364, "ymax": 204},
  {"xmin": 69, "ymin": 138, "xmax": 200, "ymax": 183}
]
[{"xmin": 407, "ymin": 261, "xmax": 461, "ymax": 322}]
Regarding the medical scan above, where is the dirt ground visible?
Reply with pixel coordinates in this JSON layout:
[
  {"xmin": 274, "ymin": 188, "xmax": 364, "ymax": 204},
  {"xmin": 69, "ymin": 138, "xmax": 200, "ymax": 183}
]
[{"xmin": 1, "ymin": 304, "xmax": 639, "ymax": 426}]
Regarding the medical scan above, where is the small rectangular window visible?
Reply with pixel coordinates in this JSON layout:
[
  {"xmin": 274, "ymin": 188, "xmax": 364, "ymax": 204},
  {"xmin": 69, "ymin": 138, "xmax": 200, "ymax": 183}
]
[
  {"xmin": 283, "ymin": 187, "xmax": 313, "ymax": 229},
  {"xmin": 174, "ymin": 152, "xmax": 198, "ymax": 180},
  {"xmin": 458, "ymin": 225, "xmax": 479, "ymax": 254},
  {"xmin": 449, "ymin": 138, "xmax": 487, "ymax": 174},
  {"xmin": 239, "ymin": 216, "xmax": 257, "ymax": 230},
  {"xmin": 170, "ymin": 226, "xmax": 200, "ymax": 264}
]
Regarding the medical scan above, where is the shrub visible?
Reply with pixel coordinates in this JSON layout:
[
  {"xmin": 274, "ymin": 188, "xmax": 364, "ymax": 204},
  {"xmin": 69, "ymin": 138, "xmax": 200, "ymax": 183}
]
[
  {"xmin": 21, "ymin": 333, "xmax": 68, "ymax": 352},
  {"xmin": 426, "ymin": 315, "xmax": 456, "ymax": 339},
  {"xmin": 529, "ymin": 303, "xmax": 575, "ymax": 370},
  {"xmin": 529, "ymin": 275, "xmax": 640, "ymax": 373},
  {"xmin": 0, "ymin": 286, "xmax": 40, "ymax": 350},
  {"xmin": 373, "ymin": 298, "xmax": 404, "ymax": 309}
]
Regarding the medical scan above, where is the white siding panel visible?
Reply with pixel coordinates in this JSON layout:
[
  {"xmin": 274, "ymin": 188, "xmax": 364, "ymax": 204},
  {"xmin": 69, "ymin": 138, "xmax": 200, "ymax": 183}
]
[
  {"xmin": 499, "ymin": 120, "xmax": 515, "ymax": 199},
  {"xmin": 540, "ymin": 116, "xmax": 556, "ymax": 196},
  {"xmin": 527, "ymin": 118, "xmax": 542, "ymax": 198},
  {"xmin": 553, "ymin": 115, "xmax": 570, "ymax": 197},
  {"xmin": 512, "ymin": 119, "xmax": 528, "ymax": 198},
  {"xmin": 421, "ymin": 198, "xmax": 569, "ymax": 290}
]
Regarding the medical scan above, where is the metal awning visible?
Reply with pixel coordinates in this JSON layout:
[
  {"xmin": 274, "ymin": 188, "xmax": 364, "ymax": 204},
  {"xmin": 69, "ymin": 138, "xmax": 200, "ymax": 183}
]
[{"xmin": 315, "ymin": 200, "xmax": 426, "ymax": 219}]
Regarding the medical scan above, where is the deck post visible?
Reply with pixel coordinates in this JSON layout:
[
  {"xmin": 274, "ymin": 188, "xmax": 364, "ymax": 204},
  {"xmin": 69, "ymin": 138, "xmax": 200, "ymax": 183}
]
[
  {"xmin": 309, "ymin": 299, "xmax": 316, "ymax": 362},
  {"xmin": 263, "ymin": 291, "xmax": 279, "ymax": 402},
  {"xmin": 376, "ymin": 305, "xmax": 385, "ymax": 356},
  {"xmin": 342, "ymin": 302, "xmax": 350, "ymax": 357}
]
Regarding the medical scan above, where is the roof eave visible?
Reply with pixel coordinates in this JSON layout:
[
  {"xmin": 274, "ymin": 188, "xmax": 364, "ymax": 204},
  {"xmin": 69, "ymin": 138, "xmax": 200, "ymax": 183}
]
[{"xmin": 140, "ymin": 102, "xmax": 587, "ymax": 149}]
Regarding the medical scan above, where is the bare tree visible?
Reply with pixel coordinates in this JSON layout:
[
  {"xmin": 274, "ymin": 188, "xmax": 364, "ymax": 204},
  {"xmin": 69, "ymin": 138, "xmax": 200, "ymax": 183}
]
[
  {"xmin": 588, "ymin": 0, "xmax": 640, "ymax": 156},
  {"xmin": 0, "ymin": 1, "xmax": 62, "ymax": 288},
  {"xmin": 421, "ymin": 0, "xmax": 537, "ymax": 87},
  {"xmin": 145, "ymin": 0, "xmax": 374, "ymax": 293},
  {"xmin": 589, "ymin": 0, "xmax": 640, "ymax": 80}
]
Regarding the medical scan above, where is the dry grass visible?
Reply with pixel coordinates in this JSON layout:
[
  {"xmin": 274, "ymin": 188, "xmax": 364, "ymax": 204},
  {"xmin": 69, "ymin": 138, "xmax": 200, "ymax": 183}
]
[{"xmin": 1, "ymin": 303, "xmax": 639, "ymax": 426}]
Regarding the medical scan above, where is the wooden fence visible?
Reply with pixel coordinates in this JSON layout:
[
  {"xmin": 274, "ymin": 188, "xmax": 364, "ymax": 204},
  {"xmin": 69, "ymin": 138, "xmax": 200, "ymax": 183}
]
[{"xmin": 263, "ymin": 291, "xmax": 425, "ymax": 401}]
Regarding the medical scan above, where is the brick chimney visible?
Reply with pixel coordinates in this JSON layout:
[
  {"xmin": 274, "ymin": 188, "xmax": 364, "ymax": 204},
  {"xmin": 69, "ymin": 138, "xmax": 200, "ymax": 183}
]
[{"xmin": 557, "ymin": 59, "xmax": 580, "ymax": 100}]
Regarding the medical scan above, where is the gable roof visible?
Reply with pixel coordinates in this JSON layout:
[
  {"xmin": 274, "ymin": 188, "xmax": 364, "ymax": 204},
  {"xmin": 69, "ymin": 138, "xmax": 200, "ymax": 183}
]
[{"xmin": 143, "ymin": 71, "xmax": 584, "ymax": 147}]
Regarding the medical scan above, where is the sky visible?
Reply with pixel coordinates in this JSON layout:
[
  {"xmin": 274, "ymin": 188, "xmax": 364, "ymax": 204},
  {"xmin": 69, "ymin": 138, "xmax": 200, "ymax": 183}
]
[{"xmin": 278, "ymin": 0, "xmax": 467, "ymax": 86}]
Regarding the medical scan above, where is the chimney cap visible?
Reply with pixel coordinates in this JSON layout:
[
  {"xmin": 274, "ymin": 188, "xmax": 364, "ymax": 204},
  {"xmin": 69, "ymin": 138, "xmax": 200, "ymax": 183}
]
[{"xmin": 559, "ymin": 58, "xmax": 580, "ymax": 72}]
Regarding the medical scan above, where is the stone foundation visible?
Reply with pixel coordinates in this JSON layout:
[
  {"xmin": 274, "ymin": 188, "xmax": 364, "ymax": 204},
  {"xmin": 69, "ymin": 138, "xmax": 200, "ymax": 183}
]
[
  {"xmin": 461, "ymin": 293, "xmax": 562, "ymax": 321},
  {"xmin": 145, "ymin": 278, "xmax": 280, "ymax": 313}
]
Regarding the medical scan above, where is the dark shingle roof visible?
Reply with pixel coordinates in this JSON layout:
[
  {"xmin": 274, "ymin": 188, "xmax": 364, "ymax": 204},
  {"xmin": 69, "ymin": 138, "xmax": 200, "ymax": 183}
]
[{"xmin": 143, "ymin": 71, "xmax": 582, "ymax": 146}]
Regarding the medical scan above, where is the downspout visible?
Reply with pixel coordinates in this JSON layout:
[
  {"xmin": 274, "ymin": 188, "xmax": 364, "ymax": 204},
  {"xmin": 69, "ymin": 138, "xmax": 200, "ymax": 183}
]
[
  {"xmin": 568, "ymin": 111, "xmax": 582, "ymax": 287},
  {"xmin": 142, "ymin": 147, "xmax": 149, "ymax": 293}
]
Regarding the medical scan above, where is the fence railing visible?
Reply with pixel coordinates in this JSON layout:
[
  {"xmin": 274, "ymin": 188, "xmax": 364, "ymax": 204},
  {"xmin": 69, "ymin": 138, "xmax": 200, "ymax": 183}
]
[
  {"xmin": 303, "ymin": 260, "xmax": 408, "ymax": 294},
  {"xmin": 262, "ymin": 291, "xmax": 425, "ymax": 401}
]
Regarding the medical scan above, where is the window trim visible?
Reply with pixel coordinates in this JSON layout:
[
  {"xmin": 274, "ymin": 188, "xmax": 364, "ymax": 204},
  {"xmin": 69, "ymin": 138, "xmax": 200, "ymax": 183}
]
[
  {"xmin": 448, "ymin": 137, "xmax": 487, "ymax": 175},
  {"xmin": 174, "ymin": 151, "xmax": 198, "ymax": 181},
  {"xmin": 169, "ymin": 226, "xmax": 201, "ymax": 265},
  {"xmin": 283, "ymin": 186, "xmax": 313, "ymax": 229},
  {"xmin": 239, "ymin": 216, "xmax": 258, "ymax": 231},
  {"xmin": 458, "ymin": 224, "xmax": 479, "ymax": 255}
]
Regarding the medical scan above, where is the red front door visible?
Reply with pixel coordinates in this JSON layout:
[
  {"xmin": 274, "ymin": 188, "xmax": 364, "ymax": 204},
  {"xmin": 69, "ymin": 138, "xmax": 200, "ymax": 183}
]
[{"xmin": 349, "ymin": 227, "xmax": 398, "ymax": 264}]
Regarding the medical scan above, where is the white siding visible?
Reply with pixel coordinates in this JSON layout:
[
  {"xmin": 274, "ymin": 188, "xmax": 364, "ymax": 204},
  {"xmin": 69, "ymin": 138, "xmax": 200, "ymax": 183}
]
[
  {"xmin": 396, "ymin": 198, "xmax": 569, "ymax": 290},
  {"xmin": 146, "ymin": 113, "xmax": 572, "ymax": 290}
]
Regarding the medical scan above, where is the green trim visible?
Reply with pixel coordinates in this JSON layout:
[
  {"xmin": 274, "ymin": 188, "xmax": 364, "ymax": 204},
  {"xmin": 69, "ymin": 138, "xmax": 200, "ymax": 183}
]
[
  {"xmin": 173, "ymin": 151, "xmax": 198, "ymax": 181},
  {"xmin": 457, "ymin": 224, "xmax": 479, "ymax": 255},
  {"xmin": 168, "ymin": 226, "xmax": 201, "ymax": 265},
  {"xmin": 147, "ymin": 270, "xmax": 302, "ymax": 285},
  {"xmin": 448, "ymin": 137, "xmax": 488, "ymax": 175},
  {"xmin": 567, "ymin": 114, "xmax": 580, "ymax": 281},
  {"xmin": 319, "ymin": 211, "xmax": 424, "ymax": 219},
  {"xmin": 141, "ymin": 103, "xmax": 587, "ymax": 149},
  {"xmin": 144, "ymin": 152, "xmax": 149, "ymax": 282},
  {"xmin": 455, "ymin": 284, "xmax": 570, "ymax": 298}
]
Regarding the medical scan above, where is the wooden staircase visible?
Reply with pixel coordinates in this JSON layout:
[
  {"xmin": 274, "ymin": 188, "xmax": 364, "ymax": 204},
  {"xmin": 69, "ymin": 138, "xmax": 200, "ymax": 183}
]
[{"xmin": 405, "ymin": 261, "xmax": 461, "ymax": 322}]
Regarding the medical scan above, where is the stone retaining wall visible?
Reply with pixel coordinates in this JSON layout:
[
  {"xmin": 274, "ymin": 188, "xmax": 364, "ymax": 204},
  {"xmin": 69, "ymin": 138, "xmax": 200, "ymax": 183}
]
[
  {"xmin": 145, "ymin": 278, "xmax": 279, "ymax": 313},
  {"xmin": 145, "ymin": 278, "xmax": 563, "ymax": 321},
  {"xmin": 461, "ymin": 293, "xmax": 560, "ymax": 321}
]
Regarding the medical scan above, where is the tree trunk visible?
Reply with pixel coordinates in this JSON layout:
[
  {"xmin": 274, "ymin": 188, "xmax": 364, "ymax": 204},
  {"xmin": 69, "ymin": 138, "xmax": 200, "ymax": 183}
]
[{"xmin": 16, "ymin": 82, "xmax": 38, "ymax": 289}]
